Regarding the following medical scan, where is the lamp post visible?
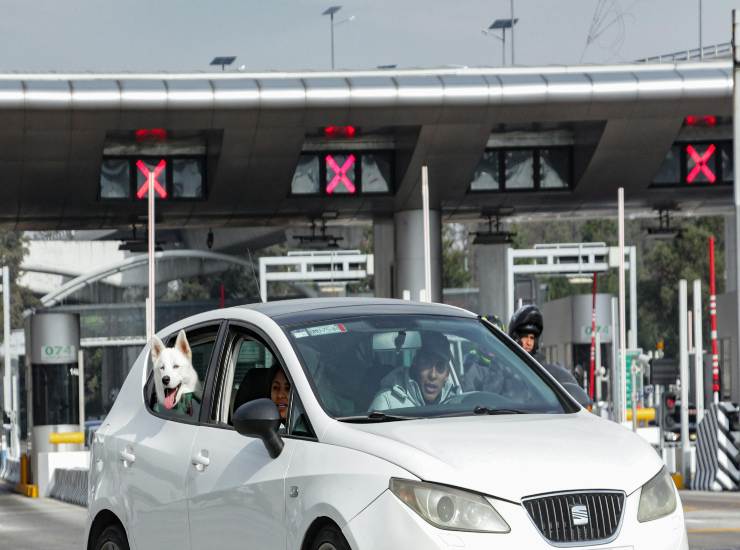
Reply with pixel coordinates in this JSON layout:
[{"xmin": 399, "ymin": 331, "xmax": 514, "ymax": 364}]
[
  {"xmin": 485, "ymin": 18, "xmax": 518, "ymax": 67},
  {"xmin": 699, "ymin": 0, "xmax": 703, "ymax": 60},
  {"xmin": 323, "ymin": 6, "xmax": 342, "ymax": 70},
  {"xmin": 510, "ymin": 0, "xmax": 516, "ymax": 65}
]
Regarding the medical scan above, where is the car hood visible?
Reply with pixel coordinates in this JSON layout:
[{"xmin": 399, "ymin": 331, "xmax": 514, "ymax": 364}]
[{"xmin": 322, "ymin": 411, "xmax": 663, "ymax": 502}]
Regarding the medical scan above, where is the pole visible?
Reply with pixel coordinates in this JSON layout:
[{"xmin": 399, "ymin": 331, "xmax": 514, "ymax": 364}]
[
  {"xmin": 147, "ymin": 171, "xmax": 156, "ymax": 341},
  {"xmin": 588, "ymin": 273, "xmax": 597, "ymax": 401},
  {"xmin": 629, "ymin": 246, "xmax": 638, "ymax": 349},
  {"xmin": 618, "ymin": 188, "xmax": 627, "ymax": 424},
  {"xmin": 510, "ymin": 0, "xmax": 516, "ymax": 65},
  {"xmin": 595, "ymin": 331, "xmax": 602, "ymax": 402},
  {"xmin": 330, "ymin": 12, "xmax": 336, "ymax": 70},
  {"xmin": 699, "ymin": 0, "xmax": 703, "ymax": 60},
  {"xmin": 501, "ymin": 29, "xmax": 506, "ymax": 67},
  {"xmin": 733, "ymin": 9, "xmax": 740, "ymax": 404},
  {"xmin": 709, "ymin": 236, "xmax": 720, "ymax": 403},
  {"xmin": 693, "ymin": 279, "xmax": 705, "ymax": 424},
  {"xmin": 78, "ymin": 349, "xmax": 85, "ymax": 437},
  {"xmin": 610, "ymin": 296, "xmax": 620, "ymax": 421},
  {"xmin": 679, "ymin": 279, "xmax": 691, "ymax": 483},
  {"xmin": 2, "ymin": 266, "xmax": 9, "ymax": 418},
  {"xmin": 421, "ymin": 165, "xmax": 432, "ymax": 303}
]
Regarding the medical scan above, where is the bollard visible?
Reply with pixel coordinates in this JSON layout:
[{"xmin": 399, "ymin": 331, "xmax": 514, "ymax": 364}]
[{"xmin": 48, "ymin": 432, "xmax": 84, "ymax": 445}]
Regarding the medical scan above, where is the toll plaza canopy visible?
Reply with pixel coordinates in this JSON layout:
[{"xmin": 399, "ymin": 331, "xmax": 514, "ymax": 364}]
[{"xmin": 0, "ymin": 60, "xmax": 733, "ymax": 229}]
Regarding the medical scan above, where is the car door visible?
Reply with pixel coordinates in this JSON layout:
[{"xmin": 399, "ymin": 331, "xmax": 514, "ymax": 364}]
[
  {"xmin": 116, "ymin": 322, "xmax": 224, "ymax": 550},
  {"xmin": 187, "ymin": 325, "xmax": 312, "ymax": 550}
]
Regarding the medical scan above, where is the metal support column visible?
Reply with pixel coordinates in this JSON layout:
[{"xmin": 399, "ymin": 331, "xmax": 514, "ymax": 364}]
[
  {"xmin": 679, "ymin": 280, "xmax": 691, "ymax": 482},
  {"xmin": 693, "ymin": 279, "xmax": 705, "ymax": 423},
  {"xmin": 733, "ymin": 10, "xmax": 740, "ymax": 403}
]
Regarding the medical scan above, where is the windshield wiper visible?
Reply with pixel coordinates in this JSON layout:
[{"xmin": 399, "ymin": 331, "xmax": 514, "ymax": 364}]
[
  {"xmin": 337, "ymin": 411, "xmax": 421, "ymax": 423},
  {"xmin": 472, "ymin": 406, "xmax": 528, "ymax": 415}
]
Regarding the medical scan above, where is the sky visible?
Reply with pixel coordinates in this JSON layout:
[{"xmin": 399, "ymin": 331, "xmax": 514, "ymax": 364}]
[{"xmin": 0, "ymin": 0, "xmax": 736, "ymax": 72}]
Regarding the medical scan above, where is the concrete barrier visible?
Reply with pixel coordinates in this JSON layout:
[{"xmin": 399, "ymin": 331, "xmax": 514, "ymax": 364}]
[
  {"xmin": 695, "ymin": 402, "xmax": 740, "ymax": 491},
  {"xmin": 48, "ymin": 468, "xmax": 88, "ymax": 507},
  {"xmin": 0, "ymin": 457, "xmax": 20, "ymax": 484},
  {"xmin": 37, "ymin": 450, "xmax": 89, "ymax": 498}
]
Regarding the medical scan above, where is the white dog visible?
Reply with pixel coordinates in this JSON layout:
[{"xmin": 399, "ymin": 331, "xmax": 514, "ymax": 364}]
[{"xmin": 150, "ymin": 330, "xmax": 201, "ymax": 415}]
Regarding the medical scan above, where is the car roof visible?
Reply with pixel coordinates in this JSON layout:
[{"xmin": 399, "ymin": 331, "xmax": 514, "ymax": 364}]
[{"xmin": 239, "ymin": 297, "xmax": 476, "ymax": 326}]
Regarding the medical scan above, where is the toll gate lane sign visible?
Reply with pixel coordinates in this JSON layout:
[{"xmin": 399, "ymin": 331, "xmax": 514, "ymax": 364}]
[
  {"xmin": 685, "ymin": 144, "xmax": 717, "ymax": 184},
  {"xmin": 325, "ymin": 154, "xmax": 357, "ymax": 194},
  {"xmin": 136, "ymin": 159, "xmax": 168, "ymax": 199}
]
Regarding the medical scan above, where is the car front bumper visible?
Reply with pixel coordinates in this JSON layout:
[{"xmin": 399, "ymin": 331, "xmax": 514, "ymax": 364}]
[{"xmin": 345, "ymin": 488, "xmax": 688, "ymax": 550}]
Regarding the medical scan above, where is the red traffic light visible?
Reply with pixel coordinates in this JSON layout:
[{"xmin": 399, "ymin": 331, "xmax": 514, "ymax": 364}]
[
  {"xmin": 323, "ymin": 125, "xmax": 357, "ymax": 138},
  {"xmin": 684, "ymin": 115, "xmax": 717, "ymax": 127}
]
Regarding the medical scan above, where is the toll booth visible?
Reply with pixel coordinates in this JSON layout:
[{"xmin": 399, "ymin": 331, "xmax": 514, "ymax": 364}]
[{"xmin": 24, "ymin": 312, "xmax": 82, "ymax": 491}]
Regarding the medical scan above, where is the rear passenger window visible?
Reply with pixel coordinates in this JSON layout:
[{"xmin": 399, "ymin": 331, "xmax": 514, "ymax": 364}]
[{"xmin": 144, "ymin": 325, "xmax": 220, "ymax": 422}]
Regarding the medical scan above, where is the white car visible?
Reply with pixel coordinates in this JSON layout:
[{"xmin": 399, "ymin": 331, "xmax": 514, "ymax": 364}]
[{"xmin": 86, "ymin": 298, "xmax": 687, "ymax": 550}]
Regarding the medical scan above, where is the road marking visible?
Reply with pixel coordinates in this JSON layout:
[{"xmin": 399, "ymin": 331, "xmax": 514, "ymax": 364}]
[{"xmin": 688, "ymin": 527, "xmax": 740, "ymax": 533}]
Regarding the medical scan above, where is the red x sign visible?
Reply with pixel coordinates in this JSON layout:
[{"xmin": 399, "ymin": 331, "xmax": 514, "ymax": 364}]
[
  {"xmin": 136, "ymin": 159, "xmax": 168, "ymax": 199},
  {"xmin": 686, "ymin": 144, "xmax": 716, "ymax": 184},
  {"xmin": 326, "ymin": 154, "xmax": 356, "ymax": 194}
]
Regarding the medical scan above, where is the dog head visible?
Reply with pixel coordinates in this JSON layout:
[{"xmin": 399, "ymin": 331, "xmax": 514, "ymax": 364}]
[{"xmin": 150, "ymin": 330, "xmax": 200, "ymax": 411}]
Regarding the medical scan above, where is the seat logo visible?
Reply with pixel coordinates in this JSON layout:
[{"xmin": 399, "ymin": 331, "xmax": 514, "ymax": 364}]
[{"xmin": 570, "ymin": 504, "xmax": 589, "ymax": 526}]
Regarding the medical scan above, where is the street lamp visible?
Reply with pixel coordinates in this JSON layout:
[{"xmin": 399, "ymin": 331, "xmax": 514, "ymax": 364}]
[
  {"xmin": 322, "ymin": 6, "xmax": 354, "ymax": 70},
  {"xmin": 483, "ymin": 18, "xmax": 518, "ymax": 67},
  {"xmin": 210, "ymin": 56, "xmax": 237, "ymax": 71}
]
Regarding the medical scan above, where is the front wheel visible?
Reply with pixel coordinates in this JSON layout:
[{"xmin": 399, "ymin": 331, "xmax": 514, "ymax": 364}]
[
  {"xmin": 92, "ymin": 524, "xmax": 130, "ymax": 550},
  {"xmin": 310, "ymin": 524, "xmax": 351, "ymax": 550}
]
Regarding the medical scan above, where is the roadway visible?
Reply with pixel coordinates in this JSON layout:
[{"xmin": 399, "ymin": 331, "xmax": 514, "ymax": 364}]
[{"xmin": 1, "ymin": 483, "xmax": 739, "ymax": 549}]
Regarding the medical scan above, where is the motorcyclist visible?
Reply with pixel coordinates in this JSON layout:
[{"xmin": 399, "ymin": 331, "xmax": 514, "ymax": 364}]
[
  {"xmin": 508, "ymin": 304, "xmax": 592, "ymax": 407},
  {"xmin": 368, "ymin": 331, "xmax": 460, "ymax": 411}
]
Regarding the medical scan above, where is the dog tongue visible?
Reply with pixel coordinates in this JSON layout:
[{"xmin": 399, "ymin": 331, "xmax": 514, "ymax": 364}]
[{"xmin": 164, "ymin": 388, "xmax": 177, "ymax": 410}]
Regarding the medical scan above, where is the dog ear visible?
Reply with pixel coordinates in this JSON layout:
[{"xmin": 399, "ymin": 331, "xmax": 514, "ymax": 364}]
[
  {"xmin": 150, "ymin": 336, "xmax": 165, "ymax": 362},
  {"xmin": 175, "ymin": 330, "xmax": 192, "ymax": 361}
]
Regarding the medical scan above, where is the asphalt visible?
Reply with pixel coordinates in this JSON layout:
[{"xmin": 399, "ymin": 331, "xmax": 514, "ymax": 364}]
[
  {"xmin": 682, "ymin": 491, "xmax": 740, "ymax": 550},
  {"xmin": 1, "ymin": 483, "xmax": 739, "ymax": 549},
  {"xmin": 0, "ymin": 482, "xmax": 86, "ymax": 550}
]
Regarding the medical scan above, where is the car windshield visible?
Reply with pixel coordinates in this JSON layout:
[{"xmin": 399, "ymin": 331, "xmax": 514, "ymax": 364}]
[{"xmin": 285, "ymin": 314, "xmax": 574, "ymax": 420}]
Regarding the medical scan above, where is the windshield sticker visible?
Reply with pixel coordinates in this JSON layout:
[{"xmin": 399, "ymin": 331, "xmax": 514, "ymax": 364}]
[
  {"xmin": 305, "ymin": 323, "xmax": 347, "ymax": 337},
  {"xmin": 292, "ymin": 329, "xmax": 309, "ymax": 339}
]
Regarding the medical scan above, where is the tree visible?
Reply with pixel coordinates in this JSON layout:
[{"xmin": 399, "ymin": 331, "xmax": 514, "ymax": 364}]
[
  {"xmin": 442, "ymin": 224, "xmax": 472, "ymax": 288},
  {"xmin": 0, "ymin": 230, "xmax": 38, "ymax": 332}
]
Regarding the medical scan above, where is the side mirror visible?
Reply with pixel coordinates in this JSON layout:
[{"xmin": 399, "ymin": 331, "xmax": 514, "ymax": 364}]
[{"xmin": 233, "ymin": 398, "xmax": 284, "ymax": 458}]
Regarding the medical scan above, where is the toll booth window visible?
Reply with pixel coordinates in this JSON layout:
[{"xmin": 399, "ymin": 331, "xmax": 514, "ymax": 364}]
[
  {"xmin": 291, "ymin": 155, "xmax": 320, "ymax": 195},
  {"xmin": 470, "ymin": 151, "xmax": 501, "ymax": 191},
  {"xmin": 504, "ymin": 150, "xmax": 535, "ymax": 189},
  {"xmin": 32, "ymin": 364, "xmax": 79, "ymax": 426},
  {"xmin": 361, "ymin": 153, "xmax": 392, "ymax": 194},
  {"xmin": 172, "ymin": 158, "xmax": 204, "ymax": 199},
  {"xmin": 100, "ymin": 159, "xmax": 130, "ymax": 199},
  {"xmin": 653, "ymin": 145, "xmax": 681, "ymax": 185},
  {"xmin": 539, "ymin": 148, "xmax": 571, "ymax": 189},
  {"xmin": 325, "ymin": 153, "xmax": 357, "ymax": 194}
]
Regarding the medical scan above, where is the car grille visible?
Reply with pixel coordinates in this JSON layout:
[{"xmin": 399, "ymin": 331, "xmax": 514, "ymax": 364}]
[{"xmin": 522, "ymin": 491, "xmax": 625, "ymax": 546}]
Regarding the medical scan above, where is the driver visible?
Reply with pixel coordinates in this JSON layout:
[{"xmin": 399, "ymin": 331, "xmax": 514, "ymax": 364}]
[{"xmin": 369, "ymin": 332, "xmax": 460, "ymax": 411}]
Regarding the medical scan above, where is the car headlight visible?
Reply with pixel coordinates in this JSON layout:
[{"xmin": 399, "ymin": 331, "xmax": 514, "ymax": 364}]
[
  {"xmin": 637, "ymin": 467, "xmax": 677, "ymax": 522},
  {"xmin": 389, "ymin": 478, "xmax": 510, "ymax": 533}
]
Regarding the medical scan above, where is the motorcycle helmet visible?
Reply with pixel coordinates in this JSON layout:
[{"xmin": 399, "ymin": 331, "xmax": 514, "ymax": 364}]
[{"xmin": 508, "ymin": 304, "xmax": 543, "ymax": 352}]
